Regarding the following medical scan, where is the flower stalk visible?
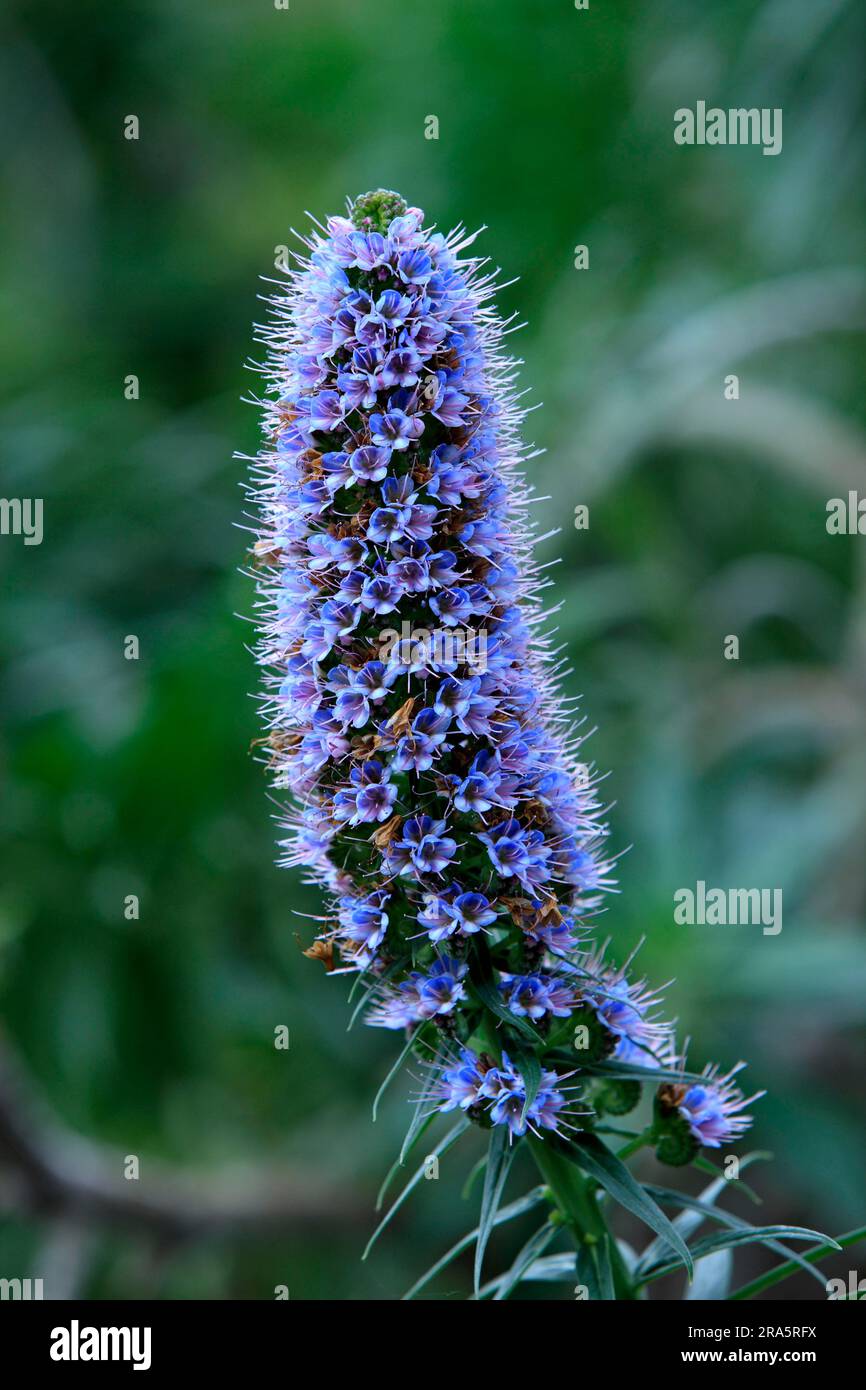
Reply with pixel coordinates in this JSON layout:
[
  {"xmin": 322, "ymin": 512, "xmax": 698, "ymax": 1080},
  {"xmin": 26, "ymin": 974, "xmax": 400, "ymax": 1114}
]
[
  {"xmin": 245, "ymin": 189, "xmax": 781, "ymax": 1298},
  {"xmin": 529, "ymin": 1136, "xmax": 636, "ymax": 1298}
]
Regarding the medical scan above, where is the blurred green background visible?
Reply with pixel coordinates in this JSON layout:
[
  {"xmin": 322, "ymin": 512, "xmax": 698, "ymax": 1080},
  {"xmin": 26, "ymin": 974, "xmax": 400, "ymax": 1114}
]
[{"xmin": 1, "ymin": 0, "xmax": 864, "ymax": 1299}]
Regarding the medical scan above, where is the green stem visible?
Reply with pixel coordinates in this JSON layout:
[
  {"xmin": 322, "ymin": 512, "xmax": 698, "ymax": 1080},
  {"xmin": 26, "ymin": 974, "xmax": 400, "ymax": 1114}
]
[
  {"xmin": 473, "ymin": 995, "xmax": 635, "ymax": 1299},
  {"xmin": 477, "ymin": 1009, "xmax": 502, "ymax": 1061},
  {"xmin": 616, "ymin": 1130, "xmax": 652, "ymax": 1161},
  {"xmin": 528, "ymin": 1136, "xmax": 634, "ymax": 1299}
]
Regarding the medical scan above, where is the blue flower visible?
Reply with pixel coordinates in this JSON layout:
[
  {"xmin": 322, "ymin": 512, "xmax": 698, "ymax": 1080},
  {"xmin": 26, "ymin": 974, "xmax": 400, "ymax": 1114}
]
[
  {"xmin": 675, "ymin": 1064, "xmax": 763, "ymax": 1149},
  {"xmin": 369, "ymin": 957, "xmax": 467, "ymax": 1028},
  {"xmin": 341, "ymin": 760, "xmax": 397, "ymax": 825},
  {"xmin": 255, "ymin": 195, "xmax": 611, "ymax": 1013},
  {"xmin": 336, "ymin": 889, "xmax": 390, "ymax": 965},
  {"xmin": 370, "ymin": 407, "xmax": 423, "ymax": 451},
  {"xmin": 349, "ymin": 444, "xmax": 390, "ymax": 483},
  {"xmin": 581, "ymin": 947, "xmax": 675, "ymax": 1069},
  {"xmin": 499, "ymin": 972, "xmax": 576, "ymax": 1021},
  {"xmin": 436, "ymin": 1048, "xmax": 485, "ymax": 1110},
  {"xmin": 249, "ymin": 190, "xmax": 756, "ymax": 1167},
  {"xmin": 478, "ymin": 819, "xmax": 533, "ymax": 880},
  {"xmin": 446, "ymin": 891, "xmax": 498, "ymax": 934},
  {"xmin": 435, "ymin": 1048, "xmax": 575, "ymax": 1138}
]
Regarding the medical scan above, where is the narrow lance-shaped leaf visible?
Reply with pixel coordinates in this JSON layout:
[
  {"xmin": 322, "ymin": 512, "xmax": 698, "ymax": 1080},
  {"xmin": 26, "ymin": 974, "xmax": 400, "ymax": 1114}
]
[
  {"xmin": 729, "ymin": 1225, "xmax": 866, "ymax": 1302},
  {"xmin": 564, "ymin": 1135, "xmax": 694, "ymax": 1279},
  {"xmin": 474, "ymin": 1123, "xmax": 517, "ymax": 1295},
  {"xmin": 576, "ymin": 1234, "xmax": 616, "ymax": 1302},
  {"xmin": 363, "ymin": 1117, "xmax": 468, "ymax": 1261},
  {"xmin": 640, "ymin": 1226, "xmax": 841, "ymax": 1285},
  {"xmin": 403, "ymin": 1186, "xmax": 547, "ymax": 1301},
  {"xmin": 491, "ymin": 1221, "xmax": 559, "ymax": 1301},
  {"xmin": 641, "ymin": 1184, "xmax": 833, "ymax": 1292}
]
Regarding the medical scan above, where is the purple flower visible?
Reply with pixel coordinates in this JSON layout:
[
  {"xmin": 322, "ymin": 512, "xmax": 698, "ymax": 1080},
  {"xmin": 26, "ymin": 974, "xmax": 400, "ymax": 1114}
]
[
  {"xmin": 478, "ymin": 819, "xmax": 533, "ymax": 880},
  {"xmin": 675, "ymin": 1065, "xmax": 763, "ymax": 1149},
  {"xmin": 370, "ymin": 408, "xmax": 424, "ymax": 451},
  {"xmin": 337, "ymin": 889, "xmax": 390, "ymax": 964},
  {"xmin": 367, "ymin": 506, "xmax": 409, "ymax": 545},
  {"xmin": 360, "ymin": 572, "xmax": 402, "ymax": 615},
  {"xmin": 393, "ymin": 816, "xmax": 457, "ymax": 876},
  {"xmin": 444, "ymin": 891, "xmax": 497, "ymax": 935},
  {"xmin": 582, "ymin": 948, "xmax": 674, "ymax": 1068},
  {"xmin": 349, "ymin": 445, "xmax": 390, "ymax": 483},
  {"xmin": 415, "ymin": 956, "xmax": 467, "ymax": 1017},
  {"xmin": 428, "ymin": 587, "xmax": 474, "ymax": 627},
  {"xmin": 436, "ymin": 1049, "xmax": 485, "ymax": 1110},
  {"xmin": 380, "ymin": 347, "xmax": 422, "ymax": 388},
  {"xmin": 397, "ymin": 247, "xmax": 433, "ymax": 285},
  {"xmin": 435, "ymin": 1048, "xmax": 573, "ymax": 1138},
  {"xmin": 369, "ymin": 958, "xmax": 467, "ymax": 1028},
  {"xmin": 308, "ymin": 390, "xmax": 345, "ymax": 434},
  {"xmin": 499, "ymin": 972, "xmax": 576, "ymax": 1020},
  {"xmin": 346, "ymin": 760, "xmax": 397, "ymax": 825},
  {"xmin": 248, "ymin": 188, "xmax": 754, "ymax": 1186}
]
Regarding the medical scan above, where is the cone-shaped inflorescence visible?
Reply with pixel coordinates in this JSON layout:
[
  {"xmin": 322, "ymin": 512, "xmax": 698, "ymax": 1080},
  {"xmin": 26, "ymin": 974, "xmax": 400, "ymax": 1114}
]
[{"xmin": 247, "ymin": 191, "xmax": 759, "ymax": 1150}]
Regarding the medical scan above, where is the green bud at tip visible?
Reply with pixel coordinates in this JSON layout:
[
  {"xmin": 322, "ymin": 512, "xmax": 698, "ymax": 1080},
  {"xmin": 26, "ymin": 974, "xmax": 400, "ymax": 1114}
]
[{"xmin": 349, "ymin": 189, "xmax": 408, "ymax": 234}]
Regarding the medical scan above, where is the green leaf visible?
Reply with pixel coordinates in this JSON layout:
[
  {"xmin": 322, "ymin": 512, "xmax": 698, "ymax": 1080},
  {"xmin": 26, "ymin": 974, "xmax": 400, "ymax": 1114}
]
[
  {"xmin": 372, "ymin": 1025, "xmax": 430, "ymax": 1122},
  {"xmin": 461, "ymin": 1153, "xmax": 488, "ymax": 1202},
  {"xmin": 375, "ymin": 1063, "xmax": 440, "ymax": 1210},
  {"xmin": 575, "ymin": 1057, "xmax": 709, "ymax": 1084},
  {"xmin": 474, "ymin": 1124, "xmax": 517, "ymax": 1295},
  {"xmin": 363, "ymin": 1117, "xmax": 468, "ymax": 1261},
  {"xmin": 398, "ymin": 1063, "xmax": 438, "ymax": 1166},
  {"xmin": 638, "ymin": 1225, "xmax": 840, "ymax": 1285},
  {"xmin": 729, "ymin": 1225, "xmax": 866, "ymax": 1301},
  {"xmin": 402, "ymin": 1186, "xmax": 546, "ymax": 1301},
  {"xmin": 347, "ymin": 982, "xmax": 376, "ymax": 1030},
  {"xmin": 491, "ymin": 1221, "xmax": 559, "ymax": 1301},
  {"xmin": 564, "ymin": 1134, "xmax": 694, "ymax": 1279},
  {"xmin": 691, "ymin": 1151, "xmax": 770, "ymax": 1204},
  {"xmin": 576, "ymin": 1233, "xmax": 616, "ymax": 1301},
  {"xmin": 517, "ymin": 1253, "xmax": 581, "ymax": 1284},
  {"xmin": 347, "ymin": 956, "xmax": 403, "ymax": 1030},
  {"xmin": 514, "ymin": 1047, "xmax": 543, "ymax": 1125},
  {"xmin": 641, "ymin": 1184, "xmax": 831, "ymax": 1292},
  {"xmin": 638, "ymin": 1151, "xmax": 767, "ymax": 1267},
  {"xmin": 528, "ymin": 1135, "xmax": 636, "ymax": 1298},
  {"xmin": 376, "ymin": 1112, "xmax": 434, "ymax": 1211}
]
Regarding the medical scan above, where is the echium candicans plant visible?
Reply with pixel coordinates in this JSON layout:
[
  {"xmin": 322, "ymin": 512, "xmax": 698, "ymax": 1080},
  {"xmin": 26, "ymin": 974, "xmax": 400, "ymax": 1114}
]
[{"xmin": 245, "ymin": 190, "xmax": 843, "ymax": 1299}]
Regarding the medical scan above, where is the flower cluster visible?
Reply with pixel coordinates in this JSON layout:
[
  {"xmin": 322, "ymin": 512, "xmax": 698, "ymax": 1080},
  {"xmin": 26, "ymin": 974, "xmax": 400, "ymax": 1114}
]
[
  {"xmin": 436, "ymin": 1047, "xmax": 572, "ymax": 1138},
  {"xmin": 249, "ymin": 189, "xmax": 759, "ymax": 1154}
]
